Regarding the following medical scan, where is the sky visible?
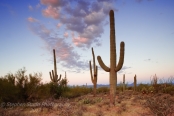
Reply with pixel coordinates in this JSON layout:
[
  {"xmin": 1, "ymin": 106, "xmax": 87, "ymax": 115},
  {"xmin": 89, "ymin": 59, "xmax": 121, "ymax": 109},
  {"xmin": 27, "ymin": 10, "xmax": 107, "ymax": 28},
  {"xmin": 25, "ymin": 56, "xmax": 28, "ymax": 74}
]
[{"xmin": 0, "ymin": 0, "xmax": 174, "ymax": 85}]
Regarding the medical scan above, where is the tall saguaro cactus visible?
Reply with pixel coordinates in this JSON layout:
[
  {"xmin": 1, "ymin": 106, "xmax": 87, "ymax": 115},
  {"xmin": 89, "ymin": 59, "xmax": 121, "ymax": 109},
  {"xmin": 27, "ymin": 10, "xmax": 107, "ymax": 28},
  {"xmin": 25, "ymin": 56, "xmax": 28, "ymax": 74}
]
[
  {"xmin": 134, "ymin": 74, "xmax": 137, "ymax": 91},
  {"xmin": 49, "ymin": 49, "xmax": 61, "ymax": 84},
  {"xmin": 123, "ymin": 74, "xmax": 125, "ymax": 92},
  {"xmin": 89, "ymin": 47, "xmax": 98, "ymax": 96},
  {"xmin": 97, "ymin": 10, "xmax": 125, "ymax": 105}
]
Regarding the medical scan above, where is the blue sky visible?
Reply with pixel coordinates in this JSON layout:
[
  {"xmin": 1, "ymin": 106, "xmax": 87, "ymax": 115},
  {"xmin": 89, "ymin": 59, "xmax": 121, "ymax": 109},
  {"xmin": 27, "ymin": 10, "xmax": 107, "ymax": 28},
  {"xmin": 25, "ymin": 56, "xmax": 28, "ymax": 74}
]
[{"xmin": 0, "ymin": 0, "xmax": 174, "ymax": 85}]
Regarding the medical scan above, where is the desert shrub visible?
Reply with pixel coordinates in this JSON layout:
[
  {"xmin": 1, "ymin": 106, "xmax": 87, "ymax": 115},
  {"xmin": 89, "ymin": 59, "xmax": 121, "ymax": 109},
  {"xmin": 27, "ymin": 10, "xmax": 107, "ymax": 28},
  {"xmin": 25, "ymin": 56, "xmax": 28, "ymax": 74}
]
[
  {"xmin": 81, "ymin": 97, "xmax": 102, "ymax": 105},
  {"xmin": 141, "ymin": 87, "xmax": 148, "ymax": 94},
  {"xmin": 162, "ymin": 86, "xmax": 174, "ymax": 95},
  {"xmin": 116, "ymin": 83, "xmax": 123, "ymax": 92},
  {"xmin": 75, "ymin": 110, "xmax": 83, "ymax": 116},
  {"xmin": 96, "ymin": 110, "xmax": 104, "ymax": 116},
  {"xmin": 0, "ymin": 77, "xmax": 18, "ymax": 103},
  {"xmin": 97, "ymin": 87, "xmax": 109, "ymax": 94},
  {"xmin": 148, "ymin": 86, "xmax": 155, "ymax": 93},
  {"xmin": 61, "ymin": 89, "xmax": 76, "ymax": 98},
  {"xmin": 0, "ymin": 68, "xmax": 52, "ymax": 103},
  {"xmin": 127, "ymin": 86, "xmax": 133, "ymax": 90},
  {"xmin": 61, "ymin": 86, "xmax": 91, "ymax": 98},
  {"xmin": 59, "ymin": 77, "xmax": 68, "ymax": 87},
  {"xmin": 36, "ymin": 83, "xmax": 52, "ymax": 100},
  {"xmin": 117, "ymin": 103, "xmax": 127, "ymax": 114},
  {"xmin": 82, "ymin": 98, "xmax": 92, "ymax": 104},
  {"xmin": 24, "ymin": 73, "xmax": 42, "ymax": 101},
  {"xmin": 49, "ymin": 82, "xmax": 66, "ymax": 99},
  {"xmin": 137, "ymin": 83, "xmax": 149, "ymax": 92},
  {"xmin": 144, "ymin": 94, "xmax": 174, "ymax": 116}
]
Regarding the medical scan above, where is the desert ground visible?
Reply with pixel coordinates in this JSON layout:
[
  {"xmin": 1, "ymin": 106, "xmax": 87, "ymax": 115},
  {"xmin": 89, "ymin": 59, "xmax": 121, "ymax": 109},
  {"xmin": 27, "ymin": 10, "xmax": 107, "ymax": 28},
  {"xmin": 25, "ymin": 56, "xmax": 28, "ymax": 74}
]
[{"xmin": 1, "ymin": 90, "xmax": 174, "ymax": 116}]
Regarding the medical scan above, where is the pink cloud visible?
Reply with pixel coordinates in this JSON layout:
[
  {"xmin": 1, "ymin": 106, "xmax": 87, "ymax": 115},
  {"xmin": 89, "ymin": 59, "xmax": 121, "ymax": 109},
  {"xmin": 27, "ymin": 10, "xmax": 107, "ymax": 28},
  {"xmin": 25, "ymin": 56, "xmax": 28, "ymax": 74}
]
[
  {"xmin": 27, "ymin": 17, "xmax": 38, "ymax": 22},
  {"xmin": 41, "ymin": 0, "xmax": 59, "ymax": 5},
  {"xmin": 64, "ymin": 32, "xmax": 69, "ymax": 38},
  {"xmin": 57, "ymin": 23, "xmax": 62, "ymax": 28},
  {"xmin": 42, "ymin": 6, "xmax": 59, "ymax": 19},
  {"xmin": 40, "ymin": 0, "xmax": 66, "ymax": 7},
  {"xmin": 28, "ymin": 19, "xmax": 88, "ymax": 72},
  {"xmin": 28, "ymin": 5, "xmax": 33, "ymax": 11},
  {"xmin": 84, "ymin": 11, "xmax": 105, "ymax": 25},
  {"xmin": 72, "ymin": 36, "xmax": 88, "ymax": 46}
]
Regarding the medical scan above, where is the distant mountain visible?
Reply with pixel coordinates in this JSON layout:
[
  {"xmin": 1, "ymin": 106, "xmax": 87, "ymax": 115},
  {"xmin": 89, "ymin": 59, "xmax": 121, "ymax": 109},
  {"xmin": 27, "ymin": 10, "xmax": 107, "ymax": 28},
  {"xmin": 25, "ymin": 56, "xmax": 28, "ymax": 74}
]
[{"xmin": 69, "ymin": 82, "xmax": 174, "ymax": 88}]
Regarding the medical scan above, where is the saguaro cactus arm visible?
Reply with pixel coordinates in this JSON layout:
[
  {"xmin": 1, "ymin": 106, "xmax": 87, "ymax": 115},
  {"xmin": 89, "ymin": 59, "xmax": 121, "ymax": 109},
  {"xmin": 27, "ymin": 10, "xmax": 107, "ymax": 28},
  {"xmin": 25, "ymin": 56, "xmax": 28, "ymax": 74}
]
[
  {"xmin": 97, "ymin": 56, "xmax": 110, "ymax": 72},
  {"xmin": 115, "ymin": 42, "xmax": 125, "ymax": 71},
  {"xmin": 89, "ymin": 47, "xmax": 98, "ymax": 83},
  {"xmin": 92, "ymin": 48, "xmax": 96, "ymax": 74},
  {"xmin": 51, "ymin": 70, "xmax": 55, "ymax": 81},
  {"xmin": 49, "ymin": 72, "xmax": 53, "ymax": 81},
  {"xmin": 57, "ymin": 75, "xmax": 61, "ymax": 81},
  {"xmin": 95, "ymin": 66, "xmax": 98, "ymax": 82},
  {"xmin": 89, "ymin": 61, "xmax": 94, "ymax": 83},
  {"xmin": 89, "ymin": 61, "xmax": 98, "ymax": 83}
]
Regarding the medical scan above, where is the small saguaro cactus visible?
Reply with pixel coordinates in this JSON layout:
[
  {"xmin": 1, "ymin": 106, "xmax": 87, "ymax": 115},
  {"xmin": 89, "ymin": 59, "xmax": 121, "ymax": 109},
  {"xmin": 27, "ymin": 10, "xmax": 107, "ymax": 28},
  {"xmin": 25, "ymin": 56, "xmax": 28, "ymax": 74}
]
[
  {"xmin": 97, "ymin": 10, "xmax": 125, "ymax": 106},
  {"xmin": 134, "ymin": 74, "xmax": 137, "ymax": 91},
  {"xmin": 60, "ymin": 71, "xmax": 68, "ymax": 87},
  {"xmin": 64, "ymin": 71, "xmax": 68, "ymax": 87},
  {"xmin": 89, "ymin": 47, "xmax": 98, "ymax": 96},
  {"xmin": 123, "ymin": 74, "xmax": 125, "ymax": 92},
  {"xmin": 49, "ymin": 49, "xmax": 61, "ymax": 85}
]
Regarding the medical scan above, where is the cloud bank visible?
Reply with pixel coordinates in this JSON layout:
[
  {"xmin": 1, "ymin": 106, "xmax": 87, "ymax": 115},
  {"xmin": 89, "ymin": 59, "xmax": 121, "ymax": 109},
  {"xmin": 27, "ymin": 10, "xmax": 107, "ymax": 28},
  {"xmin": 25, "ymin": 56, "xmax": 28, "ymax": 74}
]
[{"xmin": 28, "ymin": 0, "xmax": 117, "ymax": 72}]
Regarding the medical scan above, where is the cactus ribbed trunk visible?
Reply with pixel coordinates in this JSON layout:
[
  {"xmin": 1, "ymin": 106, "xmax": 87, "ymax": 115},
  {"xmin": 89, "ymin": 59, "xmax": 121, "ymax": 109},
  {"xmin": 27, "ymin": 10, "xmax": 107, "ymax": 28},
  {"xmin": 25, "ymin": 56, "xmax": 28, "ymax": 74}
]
[
  {"xmin": 110, "ymin": 10, "xmax": 116, "ymax": 104},
  {"xmin": 123, "ymin": 74, "xmax": 125, "ymax": 92},
  {"xmin": 64, "ymin": 71, "xmax": 67, "ymax": 87},
  {"xmin": 53, "ymin": 49, "xmax": 57, "ymax": 80},
  {"xmin": 134, "ymin": 74, "xmax": 137, "ymax": 91},
  {"xmin": 97, "ymin": 10, "xmax": 125, "ymax": 106},
  {"xmin": 89, "ymin": 47, "xmax": 98, "ymax": 97}
]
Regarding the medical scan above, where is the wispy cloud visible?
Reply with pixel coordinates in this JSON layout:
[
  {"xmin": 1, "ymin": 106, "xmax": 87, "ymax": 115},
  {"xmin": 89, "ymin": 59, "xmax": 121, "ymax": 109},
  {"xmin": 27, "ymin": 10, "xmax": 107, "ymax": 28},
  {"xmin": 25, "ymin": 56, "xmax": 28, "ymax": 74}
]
[
  {"xmin": 40, "ymin": 0, "xmax": 117, "ymax": 48},
  {"xmin": 144, "ymin": 59, "xmax": 158, "ymax": 63},
  {"xmin": 144, "ymin": 58, "xmax": 151, "ymax": 61},
  {"xmin": 28, "ymin": 4, "xmax": 41, "ymax": 11},
  {"xmin": 28, "ymin": 0, "xmax": 117, "ymax": 72},
  {"xmin": 42, "ymin": 6, "xmax": 60, "ymax": 19},
  {"xmin": 28, "ymin": 5, "xmax": 33, "ymax": 11},
  {"xmin": 27, "ymin": 17, "xmax": 38, "ymax": 22},
  {"xmin": 118, "ymin": 66, "xmax": 131, "ymax": 74},
  {"xmin": 135, "ymin": 0, "xmax": 154, "ymax": 3},
  {"xmin": 28, "ymin": 19, "xmax": 88, "ymax": 72}
]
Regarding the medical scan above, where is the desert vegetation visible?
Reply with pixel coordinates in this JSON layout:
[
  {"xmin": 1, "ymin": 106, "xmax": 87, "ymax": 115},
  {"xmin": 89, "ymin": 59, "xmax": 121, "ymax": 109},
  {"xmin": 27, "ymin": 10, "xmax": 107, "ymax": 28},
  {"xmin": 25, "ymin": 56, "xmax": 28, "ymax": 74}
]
[
  {"xmin": 1, "ymin": 10, "xmax": 174, "ymax": 116},
  {"xmin": 0, "ymin": 69, "xmax": 174, "ymax": 116}
]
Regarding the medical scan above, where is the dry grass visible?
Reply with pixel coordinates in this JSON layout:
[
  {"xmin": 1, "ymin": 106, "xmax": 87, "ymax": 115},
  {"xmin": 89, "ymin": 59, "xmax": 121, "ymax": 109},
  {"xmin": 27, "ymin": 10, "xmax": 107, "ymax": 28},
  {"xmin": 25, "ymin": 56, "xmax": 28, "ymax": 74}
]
[
  {"xmin": 143, "ymin": 93, "xmax": 174, "ymax": 116},
  {"xmin": 1, "ymin": 91, "xmax": 174, "ymax": 116}
]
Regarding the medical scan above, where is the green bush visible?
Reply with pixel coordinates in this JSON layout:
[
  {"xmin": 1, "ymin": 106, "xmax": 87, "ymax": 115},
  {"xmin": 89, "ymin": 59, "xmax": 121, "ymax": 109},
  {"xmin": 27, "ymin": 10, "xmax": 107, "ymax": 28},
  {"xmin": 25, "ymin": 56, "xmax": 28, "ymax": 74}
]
[
  {"xmin": 162, "ymin": 86, "xmax": 174, "ymax": 95},
  {"xmin": 148, "ymin": 86, "xmax": 155, "ymax": 93},
  {"xmin": 137, "ymin": 83, "xmax": 149, "ymax": 92},
  {"xmin": 61, "ymin": 86, "xmax": 92, "ymax": 98},
  {"xmin": 0, "ymin": 68, "xmax": 48, "ymax": 103},
  {"xmin": 141, "ymin": 87, "xmax": 148, "ymax": 94},
  {"xmin": 127, "ymin": 86, "xmax": 133, "ymax": 90},
  {"xmin": 0, "ymin": 78, "xmax": 18, "ymax": 103},
  {"xmin": 97, "ymin": 87, "xmax": 109, "ymax": 93}
]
